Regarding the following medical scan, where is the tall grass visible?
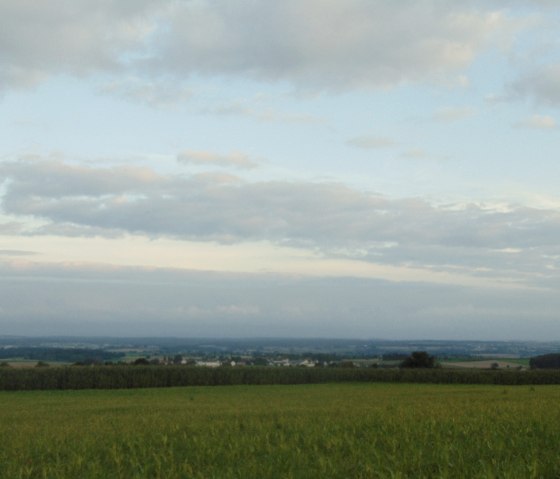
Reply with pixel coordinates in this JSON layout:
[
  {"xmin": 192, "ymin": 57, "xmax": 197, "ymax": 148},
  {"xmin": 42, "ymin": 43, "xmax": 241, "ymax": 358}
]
[{"xmin": 0, "ymin": 383, "xmax": 559, "ymax": 478}]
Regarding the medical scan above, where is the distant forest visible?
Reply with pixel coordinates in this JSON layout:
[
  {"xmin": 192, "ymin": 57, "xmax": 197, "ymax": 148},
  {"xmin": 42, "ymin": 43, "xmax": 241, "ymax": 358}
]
[
  {"xmin": 530, "ymin": 354, "xmax": 560, "ymax": 369},
  {"xmin": 0, "ymin": 347, "xmax": 123, "ymax": 363}
]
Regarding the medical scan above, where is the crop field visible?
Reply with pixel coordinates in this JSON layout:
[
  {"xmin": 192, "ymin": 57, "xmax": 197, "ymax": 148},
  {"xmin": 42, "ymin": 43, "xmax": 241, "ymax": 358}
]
[{"xmin": 1, "ymin": 383, "xmax": 559, "ymax": 478}]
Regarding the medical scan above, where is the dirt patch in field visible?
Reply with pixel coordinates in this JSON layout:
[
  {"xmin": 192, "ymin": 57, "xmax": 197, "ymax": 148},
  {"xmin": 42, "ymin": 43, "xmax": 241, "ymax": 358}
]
[{"xmin": 441, "ymin": 360, "xmax": 525, "ymax": 370}]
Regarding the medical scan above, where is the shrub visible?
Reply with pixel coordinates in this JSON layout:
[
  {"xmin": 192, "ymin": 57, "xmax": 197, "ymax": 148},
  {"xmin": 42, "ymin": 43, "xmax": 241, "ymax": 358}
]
[{"xmin": 400, "ymin": 351, "xmax": 437, "ymax": 369}]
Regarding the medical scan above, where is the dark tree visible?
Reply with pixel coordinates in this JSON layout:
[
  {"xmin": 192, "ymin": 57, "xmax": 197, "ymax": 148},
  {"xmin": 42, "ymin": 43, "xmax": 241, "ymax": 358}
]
[
  {"xmin": 251, "ymin": 357, "xmax": 269, "ymax": 366},
  {"xmin": 400, "ymin": 351, "xmax": 436, "ymax": 368},
  {"xmin": 530, "ymin": 354, "xmax": 560, "ymax": 369},
  {"xmin": 133, "ymin": 358, "xmax": 150, "ymax": 366},
  {"xmin": 338, "ymin": 361, "xmax": 355, "ymax": 368}
]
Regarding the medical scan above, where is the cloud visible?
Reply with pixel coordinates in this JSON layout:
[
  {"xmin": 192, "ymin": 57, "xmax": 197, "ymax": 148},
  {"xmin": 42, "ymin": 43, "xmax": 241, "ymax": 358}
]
[
  {"xmin": 514, "ymin": 114, "xmax": 557, "ymax": 129},
  {"xmin": 0, "ymin": 1, "xmax": 519, "ymax": 93},
  {"xmin": 346, "ymin": 136, "xmax": 397, "ymax": 149},
  {"xmin": 99, "ymin": 78, "xmax": 192, "ymax": 108},
  {"xmin": 0, "ymin": 221, "xmax": 26, "ymax": 234},
  {"xmin": 177, "ymin": 150, "xmax": 258, "ymax": 169},
  {"xmin": 0, "ymin": 250, "xmax": 37, "ymax": 257},
  {"xmin": 199, "ymin": 100, "xmax": 325, "ymax": 124},
  {"xmin": 149, "ymin": 1, "xmax": 517, "ymax": 91},
  {"xmin": 0, "ymin": 261, "xmax": 559, "ymax": 339},
  {"xmin": 400, "ymin": 148, "xmax": 430, "ymax": 159},
  {"xmin": 2, "ymin": 157, "xmax": 560, "ymax": 285},
  {"xmin": 0, "ymin": 159, "xmax": 163, "ymax": 198},
  {"xmin": 433, "ymin": 106, "xmax": 476, "ymax": 122},
  {"xmin": 511, "ymin": 64, "xmax": 560, "ymax": 106},
  {"xmin": 0, "ymin": 0, "xmax": 160, "ymax": 91}
]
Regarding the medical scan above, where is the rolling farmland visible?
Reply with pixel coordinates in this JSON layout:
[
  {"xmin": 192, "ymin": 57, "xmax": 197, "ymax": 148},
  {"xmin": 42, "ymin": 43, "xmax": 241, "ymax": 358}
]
[{"xmin": 1, "ymin": 383, "xmax": 559, "ymax": 478}]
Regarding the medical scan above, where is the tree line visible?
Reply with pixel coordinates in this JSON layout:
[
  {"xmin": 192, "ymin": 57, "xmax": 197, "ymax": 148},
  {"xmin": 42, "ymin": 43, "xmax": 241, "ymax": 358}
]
[
  {"xmin": 2, "ymin": 366, "xmax": 560, "ymax": 390},
  {"xmin": 0, "ymin": 347, "xmax": 123, "ymax": 363},
  {"xmin": 530, "ymin": 353, "xmax": 560, "ymax": 369}
]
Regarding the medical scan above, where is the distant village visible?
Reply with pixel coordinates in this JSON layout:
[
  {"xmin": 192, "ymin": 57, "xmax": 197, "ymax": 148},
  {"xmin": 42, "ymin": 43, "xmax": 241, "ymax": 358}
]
[{"xmin": 131, "ymin": 354, "xmax": 375, "ymax": 369}]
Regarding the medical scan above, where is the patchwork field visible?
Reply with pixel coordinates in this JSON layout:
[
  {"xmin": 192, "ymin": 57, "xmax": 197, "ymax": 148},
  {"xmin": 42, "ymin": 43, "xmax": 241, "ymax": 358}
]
[
  {"xmin": 440, "ymin": 360, "xmax": 525, "ymax": 369},
  {"xmin": 1, "ymin": 383, "xmax": 559, "ymax": 478}
]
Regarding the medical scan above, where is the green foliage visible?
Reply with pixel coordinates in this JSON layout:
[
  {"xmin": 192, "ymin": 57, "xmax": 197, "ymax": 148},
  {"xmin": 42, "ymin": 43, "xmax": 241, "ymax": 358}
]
[
  {"xmin": 3, "ymin": 365, "xmax": 560, "ymax": 391},
  {"xmin": 0, "ymin": 383, "xmax": 559, "ymax": 478},
  {"xmin": 530, "ymin": 353, "xmax": 560, "ymax": 369},
  {"xmin": 338, "ymin": 361, "xmax": 355, "ymax": 368},
  {"xmin": 132, "ymin": 358, "xmax": 150, "ymax": 366},
  {"xmin": 250, "ymin": 357, "xmax": 269, "ymax": 366},
  {"xmin": 0, "ymin": 347, "xmax": 123, "ymax": 363},
  {"xmin": 400, "ymin": 351, "xmax": 437, "ymax": 368}
]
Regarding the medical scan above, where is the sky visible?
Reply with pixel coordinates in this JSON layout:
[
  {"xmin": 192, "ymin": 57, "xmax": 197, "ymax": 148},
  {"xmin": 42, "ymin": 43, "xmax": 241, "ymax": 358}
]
[{"xmin": 1, "ymin": 0, "xmax": 560, "ymax": 340}]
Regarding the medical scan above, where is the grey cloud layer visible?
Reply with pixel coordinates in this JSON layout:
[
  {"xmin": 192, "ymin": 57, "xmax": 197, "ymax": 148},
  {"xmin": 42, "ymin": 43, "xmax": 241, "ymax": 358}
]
[
  {"xmin": 0, "ymin": 262, "xmax": 558, "ymax": 339},
  {"xmin": 151, "ymin": 0, "xmax": 511, "ymax": 90},
  {"xmin": 177, "ymin": 150, "xmax": 258, "ymax": 169},
  {"xmin": 512, "ymin": 64, "xmax": 560, "ymax": 107},
  {"xmin": 0, "ymin": 0, "xmax": 159, "ymax": 90},
  {"xmin": 1, "ymin": 158, "xmax": 560, "ymax": 282},
  {"xmin": 0, "ymin": 1, "xmax": 520, "ymax": 92}
]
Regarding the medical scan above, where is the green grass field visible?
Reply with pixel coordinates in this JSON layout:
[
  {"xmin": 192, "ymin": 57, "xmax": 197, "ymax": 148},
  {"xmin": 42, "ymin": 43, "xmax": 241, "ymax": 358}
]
[{"xmin": 1, "ymin": 383, "xmax": 559, "ymax": 478}]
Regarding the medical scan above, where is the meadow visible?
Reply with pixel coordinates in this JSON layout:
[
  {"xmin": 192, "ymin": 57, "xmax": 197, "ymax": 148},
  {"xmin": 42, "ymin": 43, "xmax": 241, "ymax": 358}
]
[{"xmin": 1, "ymin": 383, "xmax": 559, "ymax": 478}]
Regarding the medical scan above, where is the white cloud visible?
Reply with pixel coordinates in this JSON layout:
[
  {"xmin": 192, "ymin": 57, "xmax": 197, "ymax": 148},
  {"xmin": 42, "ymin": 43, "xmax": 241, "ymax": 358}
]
[
  {"xmin": 2, "ymin": 157, "xmax": 560, "ymax": 286},
  {"xmin": 177, "ymin": 150, "xmax": 259, "ymax": 169},
  {"xmin": 346, "ymin": 136, "xmax": 397, "ymax": 149},
  {"xmin": 150, "ymin": 1, "xmax": 516, "ymax": 91},
  {"xmin": 199, "ymin": 101, "xmax": 325, "ymax": 124},
  {"xmin": 400, "ymin": 148, "xmax": 430, "ymax": 159},
  {"xmin": 433, "ymin": 106, "xmax": 476, "ymax": 122},
  {"xmin": 514, "ymin": 114, "xmax": 557, "ymax": 129},
  {"xmin": 0, "ymin": 221, "xmax": 25, "ymax": 234},
  {"xmin": 0, "ymin": 1, "xmax": 520, "ymax": 93},
  {"xmin": 0, "ymin": 249, "xmax": 37, "ymax": 257},
  {"xmin": 0, "ymin": 159, "xmax": 163, "ymax": 197}
]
